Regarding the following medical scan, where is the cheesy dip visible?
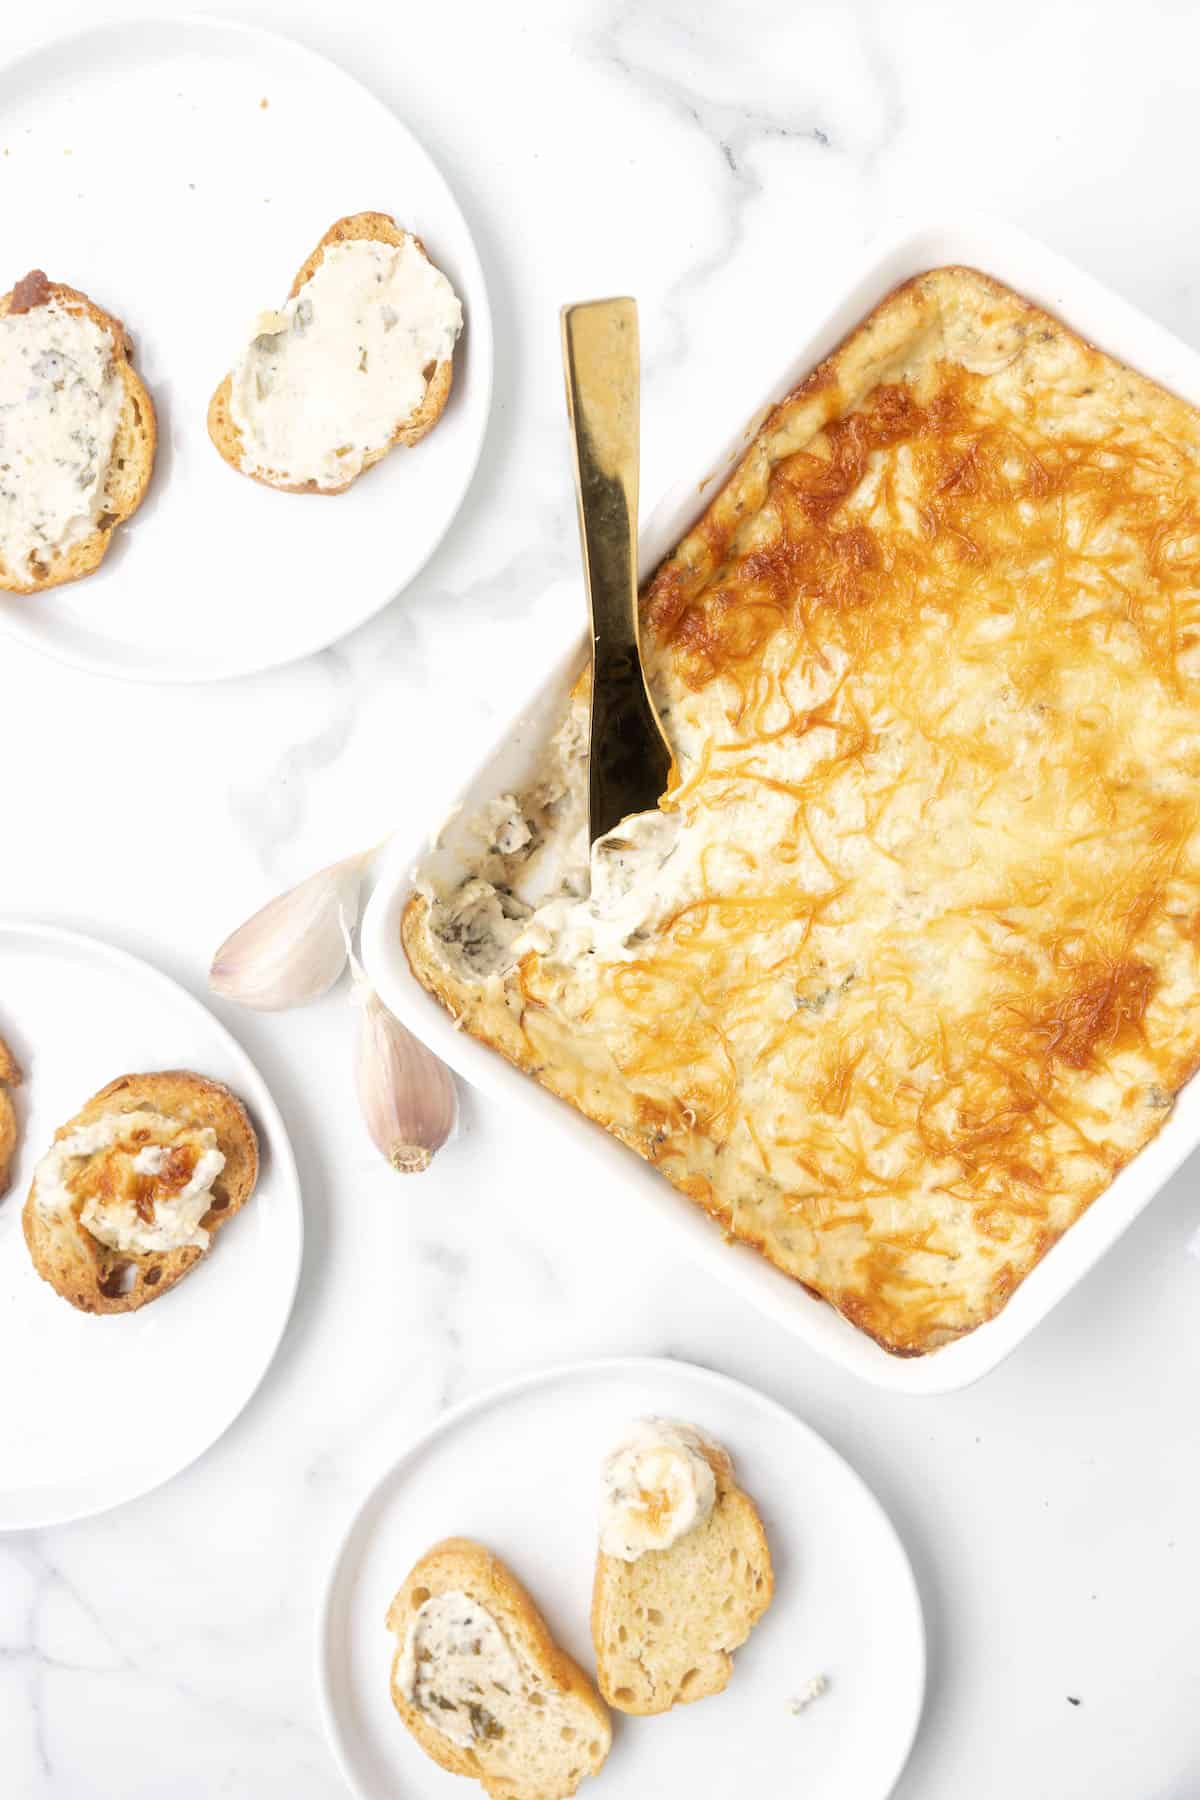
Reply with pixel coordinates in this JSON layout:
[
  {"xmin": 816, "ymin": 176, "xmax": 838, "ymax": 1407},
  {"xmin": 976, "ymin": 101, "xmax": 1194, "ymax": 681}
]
[{"xmin": 404, "ymin": 267, "xmax": 1200, "ymax": 1354}]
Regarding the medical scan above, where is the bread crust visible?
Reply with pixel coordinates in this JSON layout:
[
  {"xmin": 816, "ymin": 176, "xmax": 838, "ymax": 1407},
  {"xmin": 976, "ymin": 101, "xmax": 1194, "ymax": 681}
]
[
  {"xmin": 590, "ymin": 1440, "xmax": 773, "ymax": 1715},
  {"xmin": 0, "ymin": 1032, "xmax": 20, "ymax": 1197},
  {"xmin": 207, "ymin": 211, "xmax": 455, "ymax": 495},
  {"xmin": 0, "ymin": 273, "xmax": 156, "ymax": 593},
  {"xmin": 386, "ymin": 1536, "xmax": 611, "ymax": 1799},
  {"xmin": 22, "ymin": 1070, "xmax": 258, "ymax": 1315}
]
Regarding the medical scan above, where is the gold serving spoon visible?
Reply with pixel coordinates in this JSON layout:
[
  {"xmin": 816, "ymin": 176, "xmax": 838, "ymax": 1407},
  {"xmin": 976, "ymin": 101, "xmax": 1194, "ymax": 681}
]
[{"xmin": 561, "ymin": 298, "xmax": 673, "ymax": 845}]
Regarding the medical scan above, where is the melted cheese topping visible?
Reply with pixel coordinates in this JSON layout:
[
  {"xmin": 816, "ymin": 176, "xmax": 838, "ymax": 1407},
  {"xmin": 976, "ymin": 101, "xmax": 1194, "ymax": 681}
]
[
  {"xmin": 229, "ymin": 237, "xmax": 462, "ymax": 489},
  {"xmin": 409, "ymin": 267, "xmax": 1200, "ymax": 1354},
  {"xmin": 35, "ymin": 1109, "xmax": 225, "ymax": 1255},
  {"xmin": 0, "ymin": 298, "xmax": 122, "ymax": 578}
]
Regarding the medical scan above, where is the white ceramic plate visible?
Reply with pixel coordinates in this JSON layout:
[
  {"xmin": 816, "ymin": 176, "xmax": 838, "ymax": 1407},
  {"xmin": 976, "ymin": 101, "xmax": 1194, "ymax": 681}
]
[
  {"xmin": 363, "ymin": 214, "xmax": 1200, "ymax": 1393},
  {"xmin": 0, "ymin": 17, "xmax": 492, "ymax": 683},
  {"xmin": 318, "ymin": 1357, "xmax": 925, "ymax": 1800},
  {"xmin": 0, "ymin": 921, "xmax": 302, "ymax": 1529}
]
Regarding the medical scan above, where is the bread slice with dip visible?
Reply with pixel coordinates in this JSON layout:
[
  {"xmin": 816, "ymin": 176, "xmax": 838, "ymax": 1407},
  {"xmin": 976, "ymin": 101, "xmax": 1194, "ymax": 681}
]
[
  {"xmin": 0, "ymin": 270, "xmax": 156, "ymax": 593},
  {"xmin": 386, "ymin": 1537, "xmax": 611, "ymax": 1800},
  {"xmin": 208, "ymin": 211, "xmax": 462, "ymax": 494},
  {"xmin": 23, "ymin": 1070, "xmax": 258, "ymax": 1315},
  {"xmin": 591, "ymin": 1419, "xmax": 774, "ymax": 1714}
]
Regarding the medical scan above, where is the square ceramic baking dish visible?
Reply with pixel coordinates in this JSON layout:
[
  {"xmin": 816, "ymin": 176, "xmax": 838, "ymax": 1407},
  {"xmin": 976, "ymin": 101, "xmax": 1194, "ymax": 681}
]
[{"xmin": 362, "ymin": 215, "xmax": 1200, "ymax": 1393}]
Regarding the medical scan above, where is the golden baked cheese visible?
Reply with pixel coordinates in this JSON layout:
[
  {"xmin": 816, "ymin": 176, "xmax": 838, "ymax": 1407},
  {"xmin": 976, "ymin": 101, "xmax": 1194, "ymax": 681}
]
[{"xmin": 405, "ymin": 266, "xmax": 1200, "ymax": 1355}]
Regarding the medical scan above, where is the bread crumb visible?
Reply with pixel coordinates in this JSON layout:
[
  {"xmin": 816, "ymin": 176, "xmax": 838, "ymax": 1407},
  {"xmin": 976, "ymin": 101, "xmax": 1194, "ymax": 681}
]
[{"xmin": 788, "ymin": 1674, "xmax": 828, "ymax": 1714}]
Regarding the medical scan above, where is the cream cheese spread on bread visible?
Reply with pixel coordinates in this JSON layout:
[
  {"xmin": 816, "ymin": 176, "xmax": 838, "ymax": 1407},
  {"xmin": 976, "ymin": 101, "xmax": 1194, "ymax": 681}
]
[
  {"xmin": 396, "ymin": 1592, "xmax": 518, "ymax": 1749},
  {"xmin": 599, "ymin": 1419, "xmax": 717, "ymax": 1561},
  {"xmin": 0, "ymin": 298, "xmax": 123, "ymax": 578},
  {"xmin": 228, "ymin": 237, "xmax": 462, "ymax": 490},
  {"xmin": 34, "ymin": 1109, "xmax": 225, "ymax": 1255}
]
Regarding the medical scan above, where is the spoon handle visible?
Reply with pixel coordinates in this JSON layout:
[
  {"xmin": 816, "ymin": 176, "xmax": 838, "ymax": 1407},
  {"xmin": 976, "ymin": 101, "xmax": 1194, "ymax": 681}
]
[{"xmin": 561, "ymin": 298, "xmax": 672, "ymax": 844}]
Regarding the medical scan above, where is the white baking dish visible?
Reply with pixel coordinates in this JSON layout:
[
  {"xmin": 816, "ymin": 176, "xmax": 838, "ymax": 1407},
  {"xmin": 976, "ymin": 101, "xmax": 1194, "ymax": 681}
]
[{"xmin": 362, "ymin": 214, "xmax": 1200, "ymax": 1393}]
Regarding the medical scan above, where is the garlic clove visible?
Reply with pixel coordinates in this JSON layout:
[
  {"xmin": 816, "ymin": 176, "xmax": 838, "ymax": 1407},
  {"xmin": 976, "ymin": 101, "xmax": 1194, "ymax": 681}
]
[
  {"xmin": 353, "ymin": 982, "xmax": 457, "ymax": 1174},
  {"xmin": 209, "ymin": 855, "xmax": 365, "ymax": 1011}
]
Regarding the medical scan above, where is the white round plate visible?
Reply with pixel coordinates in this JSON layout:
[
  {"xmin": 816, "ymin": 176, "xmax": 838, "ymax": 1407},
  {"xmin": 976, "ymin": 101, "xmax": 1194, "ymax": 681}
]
[
  {"xmin": 318, "ymin": 1357, "xmax": 925, "ymax": 1800},
  {"xmin": 0, "ymin": 17, "xmax": 492, "ymax": 683},
  {"xmin": 0, "ymin": 921, "xmax": 302, "ymax": 1528}
]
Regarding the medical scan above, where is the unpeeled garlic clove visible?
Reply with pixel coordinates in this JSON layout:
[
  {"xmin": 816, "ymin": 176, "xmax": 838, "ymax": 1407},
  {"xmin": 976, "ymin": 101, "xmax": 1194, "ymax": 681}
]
[
  {"xmin": 353, "ymin": 978, "xmax": 457, "ymax": 1173},
  {"xmin": 209, "ymin": 855, "xmax": 366, "ymax": 1011}
]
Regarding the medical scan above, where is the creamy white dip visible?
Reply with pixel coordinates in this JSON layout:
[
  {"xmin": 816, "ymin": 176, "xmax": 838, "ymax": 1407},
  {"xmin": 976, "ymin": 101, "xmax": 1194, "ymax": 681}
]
[
  {"xmin": 599, "ymin": 1418, "xmax": 717, "ymax": 1560},
  {"xmin": 34, "ymin": 1109, "xmax": 225, "ymax": 1255},
  {"xmin": 229, "ymin": 236, "xmax": 462, "ymax": 489},
  {"xmin": 0, "ymin": 295, "xmax": 122, "ymax": 578},
  {"xmin": 396, "ymin": 1591, "xmax": 518, "ymax": 1749}
]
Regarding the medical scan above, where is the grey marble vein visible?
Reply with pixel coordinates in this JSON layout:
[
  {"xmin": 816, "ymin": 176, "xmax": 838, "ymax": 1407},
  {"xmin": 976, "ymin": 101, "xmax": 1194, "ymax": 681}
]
[
  {"xmin": 584, "ymin": 1, "xmax": 837, "ymax": 378},
  {"xmin": 228, "ymin": 646, "xmax": 358, "ymax": 872}
]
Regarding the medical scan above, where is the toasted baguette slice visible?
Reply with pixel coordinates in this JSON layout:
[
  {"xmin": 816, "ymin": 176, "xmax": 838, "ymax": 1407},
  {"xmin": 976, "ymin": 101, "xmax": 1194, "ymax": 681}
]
[
  {"xmin": 0, "ymin": 271, "xmax": 156, "ymax": 592},
  {"xmin": 22, "ymin": 1070, "xmax": 258, "ymax": 1315},
  {"xmin": 208, "ymin": 211, "xmax": 456, "ymax": 495},
  {"xmin": 386, "ymin": 1537, "xmax": 611, "ymax": 1800},
  {"xmin": 0, "ymin": 1032, "xmax": 20, "ymax": 1196},
  {"xmin": 591, "ymin": 1435, "xmax": 773, "ymax": 1714}
]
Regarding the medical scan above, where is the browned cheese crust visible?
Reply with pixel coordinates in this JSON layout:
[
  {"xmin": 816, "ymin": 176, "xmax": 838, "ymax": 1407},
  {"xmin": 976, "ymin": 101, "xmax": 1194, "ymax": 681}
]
[
  {"xmin": 404, "ymin": 266, "xmax": 1200, "ymax": 1354},
  {"xmin": 0, "ymin": 270, "xmax": 156, "ymax": 592},
  {"xmin": 207, "ymin": 211, "xmax": 455, "ymax": 495},
  {"xmin": 22, "ymin": 1070, "xmax": 258, "ymax": 1315}
]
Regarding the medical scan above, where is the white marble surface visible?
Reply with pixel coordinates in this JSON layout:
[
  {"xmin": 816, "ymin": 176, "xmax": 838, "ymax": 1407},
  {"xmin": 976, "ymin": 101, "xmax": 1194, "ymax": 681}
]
[{"xmin": 2, "ymin": 1, "xmax": 1199, "ymax": 1795}]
